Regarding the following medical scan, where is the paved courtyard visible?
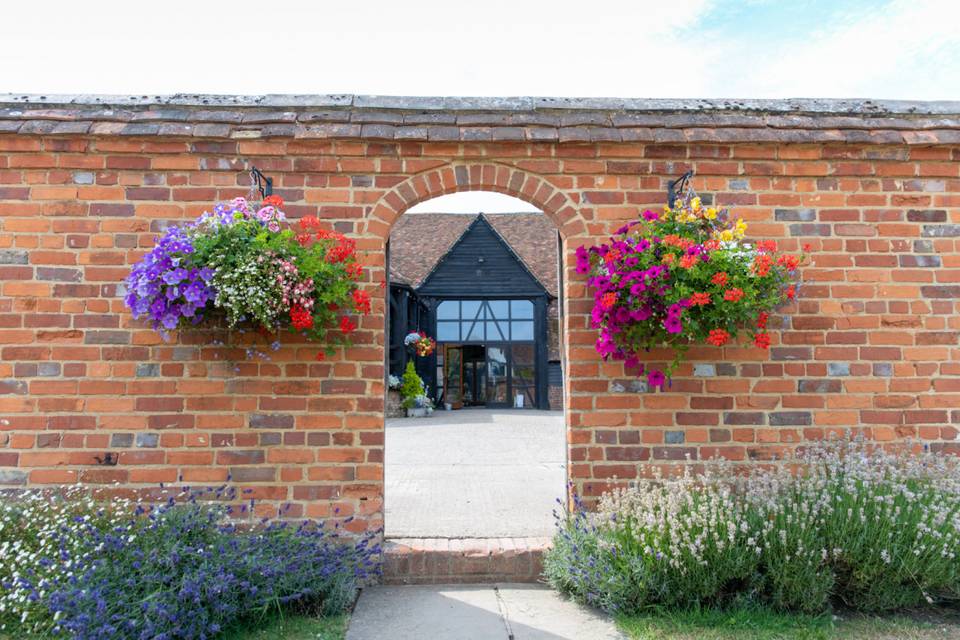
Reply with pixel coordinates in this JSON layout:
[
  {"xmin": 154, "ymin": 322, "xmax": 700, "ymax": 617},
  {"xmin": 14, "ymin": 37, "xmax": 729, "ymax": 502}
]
[{"xmin": 385, "ymin": 409, "xmax": 566, "ymax": 538}]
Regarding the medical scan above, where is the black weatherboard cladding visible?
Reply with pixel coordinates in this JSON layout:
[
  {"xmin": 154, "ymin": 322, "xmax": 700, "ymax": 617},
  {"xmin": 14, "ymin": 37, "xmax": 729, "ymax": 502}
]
[{"xmin": 417, "ymin": 216, "xmax": 549, "ymax": 298}]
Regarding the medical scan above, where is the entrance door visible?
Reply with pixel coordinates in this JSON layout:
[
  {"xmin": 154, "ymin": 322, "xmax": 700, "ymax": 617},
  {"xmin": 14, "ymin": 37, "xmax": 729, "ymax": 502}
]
[{"xmin": 462, "ymin": 345, "xmax": 487, "ymax": 406}]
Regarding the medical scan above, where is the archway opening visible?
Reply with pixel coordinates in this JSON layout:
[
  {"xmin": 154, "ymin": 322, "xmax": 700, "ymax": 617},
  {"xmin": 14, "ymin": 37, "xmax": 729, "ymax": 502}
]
[{"xmin": 384, "ymin": 190, "xmax": 567, "ymax": 540}]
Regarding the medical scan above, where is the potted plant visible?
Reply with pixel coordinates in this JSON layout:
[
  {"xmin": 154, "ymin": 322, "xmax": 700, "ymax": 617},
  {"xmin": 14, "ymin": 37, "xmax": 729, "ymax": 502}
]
[
  {"xmin": 399, "ymin": 361, "xmax": 433, "ymax": 417},
  {"xmin": 404, "ymin": 331, "xmax": 436, "ymax": 357},
  {"xmin": 576, "ymin": 187, "xmax": 805, "ymax": 387},
  {"xmin": 124, "ymin": 195, "xmax": 369, "ymax": 361}
]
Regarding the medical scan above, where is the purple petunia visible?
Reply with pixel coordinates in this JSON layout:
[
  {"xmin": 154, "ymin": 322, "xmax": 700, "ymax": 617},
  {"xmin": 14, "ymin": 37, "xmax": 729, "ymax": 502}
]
[
  {"xmin": 647, "ymin": 369, "xmax": 666, "ymax": 387},
  {"xmin": 124, "ymin": 226, "xmax": 215, "ymax": 337}
]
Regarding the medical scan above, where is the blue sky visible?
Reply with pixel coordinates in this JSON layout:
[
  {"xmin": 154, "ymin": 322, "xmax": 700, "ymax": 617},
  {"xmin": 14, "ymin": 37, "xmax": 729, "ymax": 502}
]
[{"xmin": 4, "ymin": 0, "xmax": 958, "ymax": 100}]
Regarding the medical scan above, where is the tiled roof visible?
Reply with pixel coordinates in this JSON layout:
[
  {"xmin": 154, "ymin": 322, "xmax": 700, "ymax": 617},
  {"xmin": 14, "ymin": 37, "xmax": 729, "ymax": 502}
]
[
  {"xmin": 389, "ymin": 213, "xmax": 558, "ymax": 296},
  {"xmin": 1, "ymin": 95, "xmax": 959, "ymax": 144}
]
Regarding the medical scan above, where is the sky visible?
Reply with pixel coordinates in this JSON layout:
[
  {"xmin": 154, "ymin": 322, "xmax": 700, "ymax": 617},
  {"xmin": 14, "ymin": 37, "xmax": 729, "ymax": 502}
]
[{"xmin": 5, "ymin": 0, "xmax": 956, "ymax": 213}]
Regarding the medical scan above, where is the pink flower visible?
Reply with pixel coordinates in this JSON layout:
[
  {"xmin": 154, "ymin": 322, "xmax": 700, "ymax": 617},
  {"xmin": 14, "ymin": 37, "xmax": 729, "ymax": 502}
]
[{"xmin": 647, "ymin": 369, "xmax": 665, "ymax": 387}]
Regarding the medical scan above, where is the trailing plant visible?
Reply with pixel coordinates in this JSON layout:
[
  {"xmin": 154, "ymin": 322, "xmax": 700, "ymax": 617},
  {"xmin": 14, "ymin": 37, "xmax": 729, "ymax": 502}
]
[
  {"xmin": 124, "ymin": 195, "xmax": 371, "ymax": 360},
  {"xmin": 546, "ymin": 437, "xmax": 960, "ymax": 615},
  {"xmin": 575, "ymin": 187, "xmax": 805, "ymax": 387}
]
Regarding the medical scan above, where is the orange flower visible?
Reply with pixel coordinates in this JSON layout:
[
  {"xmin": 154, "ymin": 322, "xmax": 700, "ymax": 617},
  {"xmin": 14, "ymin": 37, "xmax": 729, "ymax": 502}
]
[
  {"xmin": 661, "ymin": 253, "xmax": 676, "ymax": 265},
  {"xmin": 600, "ymin": 292, "xmax": 617, "ymax": 309},
  {"xmin": 711, "ymin": 272, "xmax": 728, "ymax": 287},
  {"xmin": 756, "ymin": 240, "xmax": 777, "ymax": 253},
  {"xmin": 679, "ymin": 254, "xmax": 698, "ymax": 269},
  {"xmin": 662, "ymin": 234, "xmax": 683, "ymax": 247},
  {"xmin": 604, "ymin": 249, "xmax": 621, "ymax": 263},
  {"xmin": 724, "ymin": 288, "xmax": 745, "ymax": 302},
  {"xmin": 707, "ymin": 328, "xmax": 730, "ymax": 347},
  {"xmin": 689, "ymin": 292, "xmax": 711, "ymax": 306}
]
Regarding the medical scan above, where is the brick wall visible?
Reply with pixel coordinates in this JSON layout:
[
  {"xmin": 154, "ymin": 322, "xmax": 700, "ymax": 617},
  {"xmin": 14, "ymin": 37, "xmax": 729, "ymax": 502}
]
[{"xmin": 1, "ymin": 98, "xmax": 959, "ymax": 532}]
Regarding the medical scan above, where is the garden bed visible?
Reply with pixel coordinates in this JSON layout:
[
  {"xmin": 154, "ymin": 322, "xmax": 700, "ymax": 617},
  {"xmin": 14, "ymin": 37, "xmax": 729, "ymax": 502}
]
[
  {"xmin": 547, "ymin": 437, "xmax": 960, "ymax": 620},
  {"xmin": 0, "ymin": 485, "xmax": 379, "ymax": 639}
]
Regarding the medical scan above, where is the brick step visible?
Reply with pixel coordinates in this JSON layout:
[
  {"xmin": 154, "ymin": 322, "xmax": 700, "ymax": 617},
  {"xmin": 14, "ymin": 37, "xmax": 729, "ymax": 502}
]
[{"xmin": 382, "ymin": 537, "xmax": 552, "ymax": 585}]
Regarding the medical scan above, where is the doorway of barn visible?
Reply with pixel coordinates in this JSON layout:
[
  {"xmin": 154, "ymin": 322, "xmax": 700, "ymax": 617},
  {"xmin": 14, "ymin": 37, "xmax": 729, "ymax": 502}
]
[{"xmin": 384, "ymin": 191, "xmax": 566, "ymax": 540}]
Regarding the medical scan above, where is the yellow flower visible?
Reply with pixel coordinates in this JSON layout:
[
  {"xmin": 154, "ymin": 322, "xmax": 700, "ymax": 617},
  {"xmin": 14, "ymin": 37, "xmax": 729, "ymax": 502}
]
[
  {"xmin": 704, "ymin": 207, "xmax": 717, "ymax": 220},
  {"xmin": 720, "ymin": 229, "xmax": 733, "ymax": 242},
  {"xmin": 691, "ymin": 196, "xmax": 701, "ymax": 211},
  {"xmin": 734, "ymin": 218, "xmax": 748, "ymax": 239}
]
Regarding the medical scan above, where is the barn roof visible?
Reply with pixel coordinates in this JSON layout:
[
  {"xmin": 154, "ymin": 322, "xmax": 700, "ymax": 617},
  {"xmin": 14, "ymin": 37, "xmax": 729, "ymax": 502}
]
[{"xmin": 389, "ymin": 212, "xmax": 558, "ymax": 297}]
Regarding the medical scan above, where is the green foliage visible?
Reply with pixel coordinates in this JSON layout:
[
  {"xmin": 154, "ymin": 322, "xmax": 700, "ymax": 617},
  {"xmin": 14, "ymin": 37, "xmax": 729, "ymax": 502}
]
[
  {"xmin": 399, "ymin": 361, "xmax": 425, "ymax": 410},
  {"xmin": 547, "ymin": 438, "xmax": 960, "ymax": 616}
]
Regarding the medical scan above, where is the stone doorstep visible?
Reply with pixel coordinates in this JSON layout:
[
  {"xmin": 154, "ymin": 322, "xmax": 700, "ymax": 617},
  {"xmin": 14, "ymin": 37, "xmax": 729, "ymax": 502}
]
[{"xmin": 382, "ymin": 537, "xmax": 552, "ymax": 585}]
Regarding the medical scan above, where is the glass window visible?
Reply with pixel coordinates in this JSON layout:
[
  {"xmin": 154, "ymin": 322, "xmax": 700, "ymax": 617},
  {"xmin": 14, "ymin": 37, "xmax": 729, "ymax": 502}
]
[
  {"xmin": 511, "ymin": 300, "xmax": 534, "ymax": 318},
  {"xmin": 465, "ymin": 320, "xmax": 484, "ymax": 341},
  {"xmin": 511, "ymin": 321, "xmax": 534, "ymax": 341},
  {"xmin": 437, "ymin": 321, "xmax": 460, "ymax": 341},
  {"xmin": 488, "ymin": 300, "xmax": 509, "ymax": 320},
  {"xmin": 486, "ymin": 321, "xmax": 506, "ymax": 341},
  {"xmin": 435, "ymin": 299, "xmax": 539, "ymax": 343},
  {"xmin": 462, "ymin": 300, "xmax": 482, "ymax": 320},
  {"xmin": 437, "ymin": 300, "xmax": 459, "ymax": 319}
]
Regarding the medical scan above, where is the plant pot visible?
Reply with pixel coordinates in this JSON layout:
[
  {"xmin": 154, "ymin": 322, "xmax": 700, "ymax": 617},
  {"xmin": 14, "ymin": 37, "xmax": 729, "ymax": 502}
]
[{"xmin": 406, "ymin": 407, "xmax": 427, "ymax": 418}]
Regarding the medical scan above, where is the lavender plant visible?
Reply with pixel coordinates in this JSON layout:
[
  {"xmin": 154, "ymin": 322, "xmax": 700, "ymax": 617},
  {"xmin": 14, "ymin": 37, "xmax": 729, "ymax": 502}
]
[
  {"xmin": 547, "ymin": 438, "xmax": 960, "ymax": 614},
  {"xmin": 0, "ymin": 485, "xmax": 381, "ymax": 639}
]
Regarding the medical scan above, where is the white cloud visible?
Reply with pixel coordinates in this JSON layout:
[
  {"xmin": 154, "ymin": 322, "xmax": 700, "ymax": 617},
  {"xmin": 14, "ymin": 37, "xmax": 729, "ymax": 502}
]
[{"xmin": 699, "ymin": 0, "xmax": 960, "ymax": 99}]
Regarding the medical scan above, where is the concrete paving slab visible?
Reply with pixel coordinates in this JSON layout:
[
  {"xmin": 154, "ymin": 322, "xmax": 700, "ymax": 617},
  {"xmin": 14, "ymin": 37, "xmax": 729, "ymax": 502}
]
[
  {"xmin": 385, "ymin": 410, "xmax": 566, "ymax": 538},
  {"xmin": 345, "ymin": 584, "xmax": 626, "ymax": 640},
  {"xmin": 497, "ymin": 585, "xmax": 625, "ymax": 639},
  {"xmin": 345, "ymin": 584, "xmax": 506, "ymax": 640}
]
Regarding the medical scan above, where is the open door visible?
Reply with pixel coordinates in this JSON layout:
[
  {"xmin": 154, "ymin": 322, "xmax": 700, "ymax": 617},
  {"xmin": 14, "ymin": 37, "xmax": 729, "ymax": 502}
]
[{"xmin": 444, "ymin": 345, "xmax": 463, "ymax": 409}]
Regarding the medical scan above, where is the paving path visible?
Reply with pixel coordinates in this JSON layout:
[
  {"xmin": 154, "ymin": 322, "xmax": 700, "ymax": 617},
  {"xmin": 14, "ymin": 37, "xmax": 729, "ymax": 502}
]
[
  {"xmin": 346, "ymin": 584, "xmax": 625, "ymax": 640},
  {"xmin": 385, "ymin": 409, "xmax": 566, "ymax": 538}
]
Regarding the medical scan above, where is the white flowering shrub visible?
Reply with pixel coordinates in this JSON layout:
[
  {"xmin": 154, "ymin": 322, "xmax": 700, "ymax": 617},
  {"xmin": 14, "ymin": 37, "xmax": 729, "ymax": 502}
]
[
  {"xmin": 546, "ymin": 437, "xmax": 960, "ymax": 614},
  {"xmin": 0, "ymin": 487, "xmax": 127, "ymax": 635}
]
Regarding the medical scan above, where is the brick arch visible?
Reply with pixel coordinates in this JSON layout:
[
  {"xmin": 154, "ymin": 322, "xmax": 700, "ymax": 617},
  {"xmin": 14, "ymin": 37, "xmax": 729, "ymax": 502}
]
[{"xmin": 365, "ymin": 162, "xmax": 586, "ymax": 240}]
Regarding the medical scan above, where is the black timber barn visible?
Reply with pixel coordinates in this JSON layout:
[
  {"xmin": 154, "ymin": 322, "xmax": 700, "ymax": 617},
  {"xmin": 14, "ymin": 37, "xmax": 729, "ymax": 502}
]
[{"xmin": 388, "ymin": 213, "xmax": 561, "ymax": 411}]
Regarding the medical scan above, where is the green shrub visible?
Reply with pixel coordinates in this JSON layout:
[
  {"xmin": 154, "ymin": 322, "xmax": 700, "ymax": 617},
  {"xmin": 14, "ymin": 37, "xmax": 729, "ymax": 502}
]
[
  {"xmin": 547, "ymin": 438, "xmax": 960, "ymax": 615},
  {"xmin": 399, "ymin": 360, "xmax": 425, "ymax": 410}
]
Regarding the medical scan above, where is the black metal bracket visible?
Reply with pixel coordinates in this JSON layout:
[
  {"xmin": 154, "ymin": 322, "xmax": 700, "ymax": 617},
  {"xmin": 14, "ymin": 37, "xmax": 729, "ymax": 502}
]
[
  {"xmin": 666, "ymin": 170, "xmax": 694, "ymax": 206},
  {"xmin": 250, "ymin": 166, "xmax": 273, "ymax": 198}
]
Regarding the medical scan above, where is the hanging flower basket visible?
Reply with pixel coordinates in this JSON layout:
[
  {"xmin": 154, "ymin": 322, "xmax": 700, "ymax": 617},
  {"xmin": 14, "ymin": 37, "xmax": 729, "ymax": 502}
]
[
  {"xmin": 576, "ymin": 188, "xmax": 805, "ymax": 388},
  {"xmin": 124, "ymin": 195, "xmax": 370, "ymax": 360},
  {"xmin": 404, "ymin": 331, "xmax": 436, "ymax": 357}
]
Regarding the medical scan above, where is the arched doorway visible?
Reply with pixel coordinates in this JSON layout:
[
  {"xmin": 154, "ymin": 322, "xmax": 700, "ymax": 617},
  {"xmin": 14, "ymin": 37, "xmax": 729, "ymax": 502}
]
[{"xmin": 382, "ymin": 186, "xmax": 568, "ymax": 540}]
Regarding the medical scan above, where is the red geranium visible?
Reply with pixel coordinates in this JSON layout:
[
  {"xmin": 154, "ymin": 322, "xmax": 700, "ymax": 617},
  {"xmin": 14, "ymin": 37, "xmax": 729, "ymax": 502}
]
[
  {"xmin": 753, "ymin": 332, "xmax": 771, "ymax": 349},
  {"xmin": 724, "ymin": 288, "xmax": 745, "ymax": 302},
  {"xmin": 707, "ymin": 328, "xmax": 731, "ymax": 347},
  {"xmin": 340, "ymin": 316, "xmax": 356, "ymax": 334}
]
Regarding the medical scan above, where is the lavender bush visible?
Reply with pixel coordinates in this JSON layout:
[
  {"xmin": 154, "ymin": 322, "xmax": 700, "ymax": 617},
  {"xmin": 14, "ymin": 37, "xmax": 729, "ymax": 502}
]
[
  {"xmin": 546, "ymin": 438, "xmax": 960, "ymax": 614},
  {"xmin": 0, "ymin": 485, "xmax": 380, "ymax": 639}
]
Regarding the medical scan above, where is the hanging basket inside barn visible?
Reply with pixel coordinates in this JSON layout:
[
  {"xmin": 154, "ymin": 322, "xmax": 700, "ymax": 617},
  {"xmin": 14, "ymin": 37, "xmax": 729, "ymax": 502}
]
[
  {"xmin": 123, "ymin": 194, "xmax": 370, "ymax": 360},
  {"xmin": 576, "ymin": 187, "xmax": 806, "ymax": 388}
]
